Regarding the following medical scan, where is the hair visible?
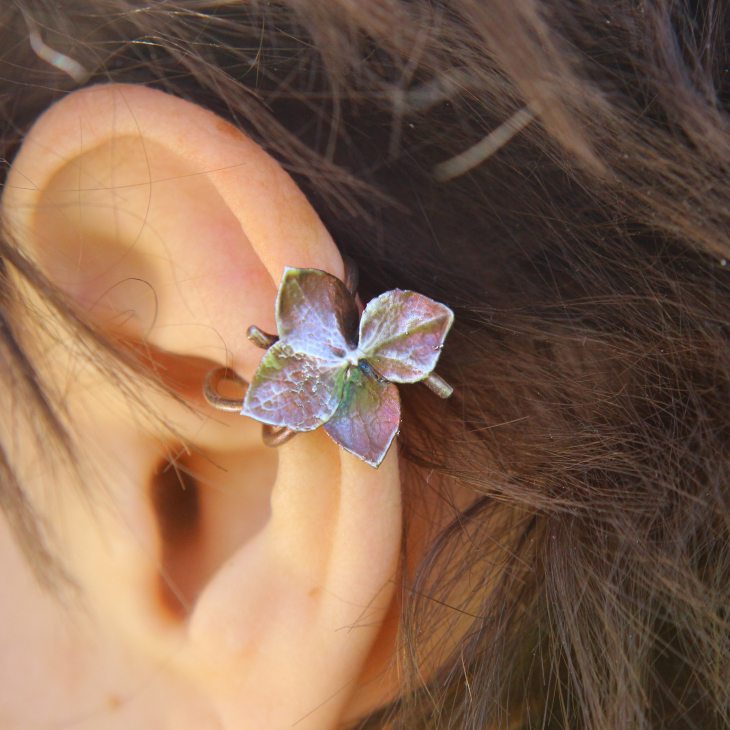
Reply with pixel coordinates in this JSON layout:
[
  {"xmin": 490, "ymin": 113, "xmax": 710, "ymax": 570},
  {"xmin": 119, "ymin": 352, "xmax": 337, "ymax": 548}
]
[{"xmin": 2, "ymin": 0, "xmax": 730, "ymax": 728}]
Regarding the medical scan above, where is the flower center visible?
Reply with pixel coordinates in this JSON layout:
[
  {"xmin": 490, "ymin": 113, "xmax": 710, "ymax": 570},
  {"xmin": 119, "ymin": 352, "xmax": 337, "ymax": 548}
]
[{"xmin": 344, "ymin": 348, "xmax": 366, "ymax": 367}]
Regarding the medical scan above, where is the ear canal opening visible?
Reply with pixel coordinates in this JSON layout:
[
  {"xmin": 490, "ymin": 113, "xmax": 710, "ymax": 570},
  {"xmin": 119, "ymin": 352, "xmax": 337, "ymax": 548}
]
[
  {"xmin": 149, "ymin": 440, "xmax": 278, "ymax": 621},
  {"xmin": 150, "ymin": 456, "xmax": 204, "ymax": 619}
]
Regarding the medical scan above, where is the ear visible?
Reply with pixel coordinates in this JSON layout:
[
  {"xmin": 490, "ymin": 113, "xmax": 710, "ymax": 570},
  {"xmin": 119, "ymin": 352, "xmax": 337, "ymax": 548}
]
[{"xmin": 2, "ymin": 84, "xmax": 401, "ymax": 728}]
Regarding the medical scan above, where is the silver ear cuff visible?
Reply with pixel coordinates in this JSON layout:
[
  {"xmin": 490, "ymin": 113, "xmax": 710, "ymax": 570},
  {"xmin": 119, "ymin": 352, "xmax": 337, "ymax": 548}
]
[{"xmin": 203, "ymin": 257, "xmax": 453, "ymax": 467}]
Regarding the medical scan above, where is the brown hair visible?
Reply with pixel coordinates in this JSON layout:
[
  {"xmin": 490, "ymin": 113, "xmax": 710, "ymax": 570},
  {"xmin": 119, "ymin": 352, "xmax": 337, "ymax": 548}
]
[{"xmin": 2, "ymin": 1, "xmax": 730, "ymax": 728}]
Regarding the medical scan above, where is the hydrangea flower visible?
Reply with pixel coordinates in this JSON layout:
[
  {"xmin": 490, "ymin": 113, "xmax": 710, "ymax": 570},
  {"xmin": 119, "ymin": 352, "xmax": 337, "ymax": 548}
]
[{"xmin": 242, "ymin": 267, "xmax": 454, "ymax": 467}]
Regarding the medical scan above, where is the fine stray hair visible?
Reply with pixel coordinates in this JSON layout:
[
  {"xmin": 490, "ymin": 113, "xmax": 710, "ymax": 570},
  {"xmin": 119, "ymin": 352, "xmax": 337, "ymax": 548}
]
[{"xmin": 2, "ymin": 1, "xmax": 730, "ymax": 729}]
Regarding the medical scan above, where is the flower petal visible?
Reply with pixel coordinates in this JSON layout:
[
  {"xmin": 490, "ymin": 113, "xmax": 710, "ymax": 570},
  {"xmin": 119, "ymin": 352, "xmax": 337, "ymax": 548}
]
[
  {"xmin": 358, "ymin": 290, "xmax": 454, "ymax": 383},
  {"xmin": 276, "ymin": 267, "xmax": 359, "ymax": 359},
  {"xmin": 324, "ymin": 365, "xmax": 400, "ymax": 467},
  {"xmin": 242, "ymin": 340, "xmax": 349, "ymax": 431}
]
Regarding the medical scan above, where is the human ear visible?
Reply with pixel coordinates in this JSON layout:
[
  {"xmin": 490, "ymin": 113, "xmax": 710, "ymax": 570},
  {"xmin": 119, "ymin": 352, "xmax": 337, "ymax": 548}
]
[{"xmin": 1, "ymin": 84, "xmax": 401, "ymax": 728}]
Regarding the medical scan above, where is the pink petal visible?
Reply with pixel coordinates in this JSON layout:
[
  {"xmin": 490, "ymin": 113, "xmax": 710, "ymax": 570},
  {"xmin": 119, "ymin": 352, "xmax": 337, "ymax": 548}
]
[
  {"xmin": 242, "ymin": 341, "xmax": 349, "ymax": 431},
  {"xmin": 276, "ymin": 267, "xmax": 359, "ymax": 359},
  {"xmin": 359, "ymin": 290, "xmax": 453, "ymax": 383}
]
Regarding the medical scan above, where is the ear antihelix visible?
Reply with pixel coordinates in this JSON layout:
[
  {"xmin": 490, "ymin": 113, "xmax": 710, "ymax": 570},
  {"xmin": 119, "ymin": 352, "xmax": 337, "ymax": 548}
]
[{"xmin": 185, "ymin": 435, "xmax": 401, "ymax": 730}]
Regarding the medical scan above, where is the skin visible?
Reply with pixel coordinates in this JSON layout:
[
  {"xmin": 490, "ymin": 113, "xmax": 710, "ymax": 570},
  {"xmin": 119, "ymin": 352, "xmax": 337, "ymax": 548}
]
[{"xmin": 0, "ymin": 84, "xmax": 410, "ymax": 729}]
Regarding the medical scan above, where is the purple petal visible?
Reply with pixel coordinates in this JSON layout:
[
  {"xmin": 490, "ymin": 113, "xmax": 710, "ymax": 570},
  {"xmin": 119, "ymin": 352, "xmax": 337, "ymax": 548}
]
[
  {"xmin": 276, "ymin": 267, "xmax": 359, "ymax": 359},
  {"xmin": 324, "ymin": 365, "xmax": 400, "ymax": 467},
  {"xmin": 358, "ymin": 290, "xmax": 454, "ymax": 383},
  {"xmin": 242, "ymin": 340, "xmax": 349, "ymax": 431}
]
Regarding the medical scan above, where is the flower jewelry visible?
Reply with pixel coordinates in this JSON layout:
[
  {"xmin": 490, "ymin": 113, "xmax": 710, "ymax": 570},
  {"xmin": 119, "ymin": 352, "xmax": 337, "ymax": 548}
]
[{"xmin": 204, "ymin": 263, "xmax": 454, "ymax": 467}]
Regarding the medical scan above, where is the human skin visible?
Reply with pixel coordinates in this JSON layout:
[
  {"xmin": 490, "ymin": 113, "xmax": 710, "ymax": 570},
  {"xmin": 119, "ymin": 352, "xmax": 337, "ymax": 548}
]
[{"xmin": 0, "ymin": 84, "xmax": 408, "ymax": 729}]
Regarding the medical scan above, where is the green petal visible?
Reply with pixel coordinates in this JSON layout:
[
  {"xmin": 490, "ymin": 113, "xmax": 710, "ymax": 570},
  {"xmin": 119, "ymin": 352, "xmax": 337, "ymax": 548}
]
[{"xmin": 324, "ymin": 364, "xmax": 400, "ymax": 467}]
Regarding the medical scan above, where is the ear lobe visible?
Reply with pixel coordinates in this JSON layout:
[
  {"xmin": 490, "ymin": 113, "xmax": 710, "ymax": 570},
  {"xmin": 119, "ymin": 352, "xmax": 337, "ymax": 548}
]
[{"xmin": 2, "ymin": 82, "xmax": 344, "ymax": 378}]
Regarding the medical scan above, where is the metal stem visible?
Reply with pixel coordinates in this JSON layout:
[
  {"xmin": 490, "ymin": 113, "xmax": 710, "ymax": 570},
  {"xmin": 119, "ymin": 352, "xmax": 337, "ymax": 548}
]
[
  {"xmin": 247, "ymin": 325, "xmax": 279, "ymax": 349},
  {"xmin": 262, "ymin": 424, "xmax": 297, "ymax": 447},
  {"xmin": 342, "ymin": 254, "xmax": 359, "ymax": 296},
  {"xmin": 422, "ymin": 372, "xmax": 453, "ymax": 398},
  {"xmin": 203, "ymin": 367, "xmax": 247, "ymax": 412}
]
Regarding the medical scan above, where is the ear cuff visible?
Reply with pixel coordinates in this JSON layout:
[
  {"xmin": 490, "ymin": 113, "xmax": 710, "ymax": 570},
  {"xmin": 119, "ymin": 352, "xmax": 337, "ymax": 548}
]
[
  {"xmin": 203, "ymin": 367, "xmax": 297, "ymax": 446},
  {"xmin": 203, "ymin": 257, "xmax": 454, "ymax": 467}
]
